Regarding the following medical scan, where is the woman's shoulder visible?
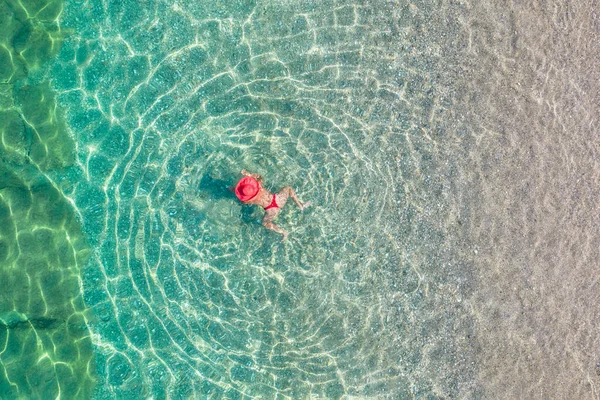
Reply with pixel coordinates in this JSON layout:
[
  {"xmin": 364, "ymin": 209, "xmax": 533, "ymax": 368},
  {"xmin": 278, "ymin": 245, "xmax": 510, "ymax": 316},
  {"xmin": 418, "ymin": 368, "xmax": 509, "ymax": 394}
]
[{"xmin": 244, "ymin": 189, "xmax": 271, "ymax": 206}]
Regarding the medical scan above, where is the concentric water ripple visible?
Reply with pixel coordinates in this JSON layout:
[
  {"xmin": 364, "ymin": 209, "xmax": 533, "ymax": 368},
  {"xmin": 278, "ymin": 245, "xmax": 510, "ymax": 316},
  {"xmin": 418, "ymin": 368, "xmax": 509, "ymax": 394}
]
[{"xmin": 47, "ymin": 0, "xmax": 481, "ymax": 398}]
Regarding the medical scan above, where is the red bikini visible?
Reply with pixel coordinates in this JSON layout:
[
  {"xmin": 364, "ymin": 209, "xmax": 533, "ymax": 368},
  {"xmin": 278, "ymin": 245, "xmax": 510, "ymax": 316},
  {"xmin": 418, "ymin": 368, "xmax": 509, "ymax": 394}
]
[{"xmin": 263, "ymin": 194, "xmax": 279, "ymax": 210}]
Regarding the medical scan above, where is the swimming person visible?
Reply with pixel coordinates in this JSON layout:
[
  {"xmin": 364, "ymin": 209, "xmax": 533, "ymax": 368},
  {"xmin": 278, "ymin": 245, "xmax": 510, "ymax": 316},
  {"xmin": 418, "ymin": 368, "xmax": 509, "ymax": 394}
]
[{"xmin": 235, "ymin": 170, "xmax": 310, "ymax": 240}]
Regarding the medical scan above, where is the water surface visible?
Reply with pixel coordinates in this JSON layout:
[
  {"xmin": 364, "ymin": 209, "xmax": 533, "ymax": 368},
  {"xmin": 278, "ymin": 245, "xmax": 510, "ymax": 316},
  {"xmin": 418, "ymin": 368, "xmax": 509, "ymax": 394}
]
[{"xmin": 0, "ymin": 0, "xmax": 598, "ymax": 398}]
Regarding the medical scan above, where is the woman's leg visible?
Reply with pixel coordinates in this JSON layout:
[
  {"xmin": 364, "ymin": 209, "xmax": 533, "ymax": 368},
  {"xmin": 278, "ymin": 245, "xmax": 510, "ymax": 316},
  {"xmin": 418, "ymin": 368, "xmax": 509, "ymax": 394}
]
[
  {"xmin": 276, "ymin": 186, "xmax": 304, "ymax": 209},
  {"xmin": 262, "ymin": 209, "xmax": 287, "ymax": 239}
]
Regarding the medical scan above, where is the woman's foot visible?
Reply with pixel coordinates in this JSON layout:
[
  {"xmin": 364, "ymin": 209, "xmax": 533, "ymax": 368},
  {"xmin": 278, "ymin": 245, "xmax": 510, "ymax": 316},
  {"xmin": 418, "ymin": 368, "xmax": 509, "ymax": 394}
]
[{"xmin": 300, "ymin": 201, "xmax": 311, "ymax": 211}]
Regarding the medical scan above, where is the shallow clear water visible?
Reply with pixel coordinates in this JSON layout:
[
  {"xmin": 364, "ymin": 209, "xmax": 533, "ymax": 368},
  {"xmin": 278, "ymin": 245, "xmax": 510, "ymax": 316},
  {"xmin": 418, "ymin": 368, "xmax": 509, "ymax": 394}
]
[{"xmin": 0, "ymin": 0, "xmax": 598, "ymax": 398}]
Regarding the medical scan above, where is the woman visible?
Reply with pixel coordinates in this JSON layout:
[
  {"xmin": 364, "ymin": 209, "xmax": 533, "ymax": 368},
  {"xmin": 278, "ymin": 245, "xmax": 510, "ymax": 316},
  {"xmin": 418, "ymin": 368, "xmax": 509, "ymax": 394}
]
[{"xmin": 235, "ymin": 170, "xmax": 309, "ymax": 240}]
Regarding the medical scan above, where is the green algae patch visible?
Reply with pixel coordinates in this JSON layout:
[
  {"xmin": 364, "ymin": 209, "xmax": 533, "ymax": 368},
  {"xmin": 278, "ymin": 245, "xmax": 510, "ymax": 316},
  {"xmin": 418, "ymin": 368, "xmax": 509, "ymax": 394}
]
[
  {"xmin": 0, "ymin": 0, "xmax": 73, "ymax": 171},
  {"xmin": 0, "ymin": 0, "xmax": 67, "ymax": 81},
  {"xmin": 0, "ymin": 161, "xmax": 96, "ymax": 399},
  {"xmin": 0, "ymin": 109, "xmax": 28, "ymax": 165},
  {"xmin": 0, "ymin": 0, "xmax": 97, "ymax": 398},
  {"xmin": 0, "ymin": 95, "xmax": 74, "ymax": 171},
  {"xmin": 15, "ymin": 82, "xmax": 76, "ymax": 169}
]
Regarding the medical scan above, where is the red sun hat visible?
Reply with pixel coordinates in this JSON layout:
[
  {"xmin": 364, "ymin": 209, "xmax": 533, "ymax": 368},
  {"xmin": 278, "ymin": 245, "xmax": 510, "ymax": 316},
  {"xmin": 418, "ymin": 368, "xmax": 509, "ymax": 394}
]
[{"xmin": 235, "ymin": 176, "xmax": 260, "ymax": 202}]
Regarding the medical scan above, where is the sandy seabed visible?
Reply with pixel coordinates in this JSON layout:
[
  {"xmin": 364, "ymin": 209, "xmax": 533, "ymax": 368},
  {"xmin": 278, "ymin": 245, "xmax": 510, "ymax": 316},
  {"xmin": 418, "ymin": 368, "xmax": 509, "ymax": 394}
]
[{"xmin": 452, "ymin": 1, "xmax": 600, "ymax": 398}]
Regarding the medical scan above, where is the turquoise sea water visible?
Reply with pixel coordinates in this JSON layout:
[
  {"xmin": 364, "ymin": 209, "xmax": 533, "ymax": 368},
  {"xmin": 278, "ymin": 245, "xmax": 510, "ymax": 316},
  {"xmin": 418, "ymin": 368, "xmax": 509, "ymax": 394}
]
[{"xmin": 1, "ymin": 0, "xmax": 598, "ymax": 398}]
